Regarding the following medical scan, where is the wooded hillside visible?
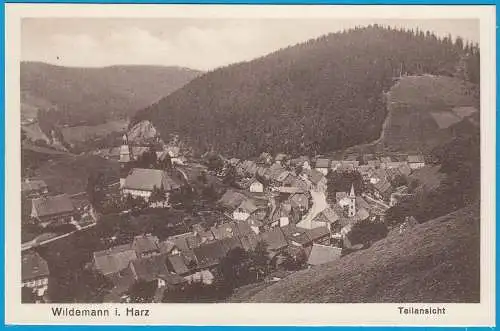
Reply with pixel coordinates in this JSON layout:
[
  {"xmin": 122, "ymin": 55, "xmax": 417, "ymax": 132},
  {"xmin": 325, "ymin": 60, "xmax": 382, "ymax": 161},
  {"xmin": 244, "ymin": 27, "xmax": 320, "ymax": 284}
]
[{"xmin": 134, "ymin": 25, "xmax": 480, "ymax": 158}]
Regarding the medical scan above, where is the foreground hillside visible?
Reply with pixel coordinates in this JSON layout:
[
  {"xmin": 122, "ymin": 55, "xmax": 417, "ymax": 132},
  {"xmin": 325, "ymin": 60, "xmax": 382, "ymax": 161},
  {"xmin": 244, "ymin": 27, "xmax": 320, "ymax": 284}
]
[
  {"xmin": 231, "ymin": 204, "xmax": 479, "ymax": 303},
  {"xmin": 135, "ymin": 25, "xmax": 479, "ymax": 158},
  {"xmin": 21, "ymin": 62, "xmax": 201, "ymax": 126}
]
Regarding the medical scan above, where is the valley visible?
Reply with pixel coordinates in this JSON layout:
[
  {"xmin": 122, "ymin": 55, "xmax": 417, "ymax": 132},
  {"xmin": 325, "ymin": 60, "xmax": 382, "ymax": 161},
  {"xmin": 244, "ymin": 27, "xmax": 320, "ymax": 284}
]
[{"xmin": 20, "ymin": 24, "xmax": 481, "ymax": 306}]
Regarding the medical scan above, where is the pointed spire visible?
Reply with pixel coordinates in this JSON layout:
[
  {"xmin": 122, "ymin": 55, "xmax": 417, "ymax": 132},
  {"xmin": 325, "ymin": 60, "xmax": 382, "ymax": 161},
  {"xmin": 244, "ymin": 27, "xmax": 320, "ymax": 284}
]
[{"xmin": 349, "ymin": 183, "xmax": 355, "ymax": 198}]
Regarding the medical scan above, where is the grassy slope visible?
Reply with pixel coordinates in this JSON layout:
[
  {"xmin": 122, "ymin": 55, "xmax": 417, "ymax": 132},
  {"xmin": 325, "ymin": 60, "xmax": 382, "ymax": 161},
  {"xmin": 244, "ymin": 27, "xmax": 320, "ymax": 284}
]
[
  {"xmin": 381, "ymin": 75, "xmax": 478, "ymax": 152},
  {"xmin": 30, "ymin": 155, "xmax": 119, "ymax": 194},
  {"xmin": 233, "ymin": 204, "xmax": 479, "ymax": 303}
]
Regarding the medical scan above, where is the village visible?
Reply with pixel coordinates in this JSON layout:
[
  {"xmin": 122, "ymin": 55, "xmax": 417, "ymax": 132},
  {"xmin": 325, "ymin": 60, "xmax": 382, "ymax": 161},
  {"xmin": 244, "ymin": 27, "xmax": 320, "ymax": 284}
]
[{"xmin": 22, "ymin": 132, "xmax": 428, "ymax": 303}]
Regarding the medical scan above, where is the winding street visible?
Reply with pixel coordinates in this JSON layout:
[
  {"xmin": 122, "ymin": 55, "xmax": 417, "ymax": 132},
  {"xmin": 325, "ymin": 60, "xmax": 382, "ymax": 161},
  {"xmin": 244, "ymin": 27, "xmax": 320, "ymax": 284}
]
[{"xmin": 296, "ymin": 189, "xmax": 328, "ymax": 229}]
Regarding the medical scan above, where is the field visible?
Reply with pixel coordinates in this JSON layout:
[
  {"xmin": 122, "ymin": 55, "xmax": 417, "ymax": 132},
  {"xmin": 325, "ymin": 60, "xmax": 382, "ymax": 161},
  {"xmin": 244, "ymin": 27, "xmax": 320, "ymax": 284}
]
[
  {"xmin": 61, "ymin": 119, "xmax": 129, "ymax": 145},
  {"xmin": 380, "ymin": 75, "xmax": 479, "ymax": 152},
  {"xmin": 30, "ymin": 154, "xmax": 120, "ymax": 194},
  {"xmin": 230, "ymin": 204, "xmax": 479, "ymax": 303}
]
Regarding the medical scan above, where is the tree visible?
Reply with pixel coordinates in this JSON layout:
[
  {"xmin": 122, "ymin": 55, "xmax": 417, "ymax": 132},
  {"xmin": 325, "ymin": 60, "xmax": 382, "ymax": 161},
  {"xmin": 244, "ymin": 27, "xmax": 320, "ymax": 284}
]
[
  {"xmin": 22, "ymin": 287, "xmax": 36, "ymax": 303},
  {"xmin": 149, "ymin": 185, "xmax": 166, "ymax": 207},
  {"xmin": 248, "ymin": 241, "xmax": 270, "ymax": 280},
  {"xmin": 159, "ymin": 154, "xmax": 173, "ymax": 171},
  {"xmin": 219, "ymin": 247, "xmax": 252, "ymax": 288},
  {"xmin": 86, "ymin": 172, "xmax": 106, "ymax": 211},
  {"xmin": 128, "ymin": 280, "xmax": 156, "ymax": 303}
]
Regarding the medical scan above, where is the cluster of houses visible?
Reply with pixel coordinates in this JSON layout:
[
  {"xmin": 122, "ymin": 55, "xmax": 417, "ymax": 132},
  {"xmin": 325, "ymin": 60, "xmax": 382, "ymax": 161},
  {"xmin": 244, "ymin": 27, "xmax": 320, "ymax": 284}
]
[
  {"xmin": 21, "ymin": 179, "xmax": 95, "ymax": 301},
  {"xmin": 93, "ymin": 219, "xmax": 343, "ymax": 303},
  {"xmin": 118, "ymin": 134, "xmax": 185, "ymax": 206}
]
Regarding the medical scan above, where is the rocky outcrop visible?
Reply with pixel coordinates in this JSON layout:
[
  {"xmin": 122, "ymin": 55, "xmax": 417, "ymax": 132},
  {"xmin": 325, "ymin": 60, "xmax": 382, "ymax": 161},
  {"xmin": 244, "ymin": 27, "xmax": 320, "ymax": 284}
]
[{"xmin": 127, "ymin": 120, "xmax": 163, "ymax": 145}]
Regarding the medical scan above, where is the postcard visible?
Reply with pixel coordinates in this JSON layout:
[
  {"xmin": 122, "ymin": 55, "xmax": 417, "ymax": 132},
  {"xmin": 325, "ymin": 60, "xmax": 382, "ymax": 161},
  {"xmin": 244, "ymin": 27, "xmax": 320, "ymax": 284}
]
[{"xmin": 4, "ymin": 3, "xmax": 496, "ymax": 326}]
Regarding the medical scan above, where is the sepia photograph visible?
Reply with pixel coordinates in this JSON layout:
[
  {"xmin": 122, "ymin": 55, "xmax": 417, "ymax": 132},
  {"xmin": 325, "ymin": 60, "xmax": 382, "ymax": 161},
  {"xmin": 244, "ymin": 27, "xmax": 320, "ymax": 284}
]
[{"xmin": 5, "ymin": 3, "xmax": 495, "ymax": 326}]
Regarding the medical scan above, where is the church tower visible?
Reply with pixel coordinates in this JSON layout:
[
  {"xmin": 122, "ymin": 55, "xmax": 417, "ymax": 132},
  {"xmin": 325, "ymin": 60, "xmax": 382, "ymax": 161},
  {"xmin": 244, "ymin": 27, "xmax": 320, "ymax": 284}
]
[
  {"xmin": 119, "ymin": 134, "xmax": 133, "ymax": 188},
  {"xmin": 348, "ymin": 183, "xmax": 356, "ymax": 217}
]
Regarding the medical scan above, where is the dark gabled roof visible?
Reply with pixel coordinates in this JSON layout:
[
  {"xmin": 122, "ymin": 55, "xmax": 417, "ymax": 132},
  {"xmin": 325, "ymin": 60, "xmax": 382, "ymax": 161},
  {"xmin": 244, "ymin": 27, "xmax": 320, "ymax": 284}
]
[
  {"xmin": 307, "ymin": 244, "xmax": 342, "ymax": 266},
  {"xmin": 235, "ymin": 221, "xmax": 254, "ymax": 237},
  {"xmin": 281, "ymin": 225, "xmax": 312, "ymax": 246},
  {"xmin": 132, "ymin": 234, "xmax": 160, "ymax": 255},
  {"xmin": 306, "ymin": 226, "xmax": 331, "ymax": 241},
  {"xmin": 130, "ymin": 254, "xmax": 169, "ymax": 282},
  {"xmin": 236, "ymin": 198, "xmax": 269, "ymax": 214},
  {"xmin": 167, "ymin": 254, "xmax": 190, "ymax": 275},
  {"xmin": 193, "ymin": 240, "xmax": 228, "ymax": 269},
  {"xmin": 259, "ymin": 227, "xmax": 288, "ymax": 251},
  {"xmin": 218, "ymin": 190, "xmax": 247, "ymax": 210},
  {"xmin": 211, "ymin": 222, "xmax": 239, "ymax": 240},
  {"xmin": 169, "ymin": 232, "xmax": 197, "ymax": 251},
  {"xmin": 123, "ymin": 168, "xmax": 180, "ymax": 192},
  {"xmin": 31, "ymin": 194, "xmax": 75, "ymax": 218},
  {"xmin": 22, "ymin": 251, "xmax": 50, "ymax": 281},
  {"xmin": 93, "ymin": 244, "xmax": 138, "ymax": 276},
  {"xmin": 306, "ymin": 169, "xmax": 325, "ymax": 185},
  {"xmin": 312, "ymin": 208, "xmax": 340, "ymax": 224},
  {"xmin": 158, "ymin": 240, "xmax": 177, "ymax": 254},
  {"xmin": 289, "ymin": 193, "xmax": 309, "ymax": 209},
  {"xmin": 239, "ymin": 233, "xmax": 260, "ymax": 251}
]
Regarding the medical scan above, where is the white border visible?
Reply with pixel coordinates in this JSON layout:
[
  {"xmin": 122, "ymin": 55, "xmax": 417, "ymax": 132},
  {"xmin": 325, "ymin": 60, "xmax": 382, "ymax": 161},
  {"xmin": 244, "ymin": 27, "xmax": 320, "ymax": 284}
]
[{"xmin": 5, "ymin": 4, "xmax": 496, "ymax": 326}]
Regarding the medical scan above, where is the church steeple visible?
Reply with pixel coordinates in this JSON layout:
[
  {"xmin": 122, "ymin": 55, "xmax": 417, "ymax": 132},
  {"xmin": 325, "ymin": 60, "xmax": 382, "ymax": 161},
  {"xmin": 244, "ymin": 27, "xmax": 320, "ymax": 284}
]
[
  {"xmin": 120, "ymin": 134, "xmax": 133, "ymax": 163},
  {"xmin": 348, "ymin": 183, "xmax": 356, "ymax": 217},
  {"xmin": 120, "ymin": 133, "xmax": 133, "ymax": 188}
]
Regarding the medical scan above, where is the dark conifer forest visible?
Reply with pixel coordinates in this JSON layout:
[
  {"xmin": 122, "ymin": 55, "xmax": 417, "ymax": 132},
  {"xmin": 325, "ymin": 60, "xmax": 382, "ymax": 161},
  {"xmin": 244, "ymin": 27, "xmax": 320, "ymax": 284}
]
[{"xmin": 133, "ymin": 25, "xmax": 480, "ymax": 158}]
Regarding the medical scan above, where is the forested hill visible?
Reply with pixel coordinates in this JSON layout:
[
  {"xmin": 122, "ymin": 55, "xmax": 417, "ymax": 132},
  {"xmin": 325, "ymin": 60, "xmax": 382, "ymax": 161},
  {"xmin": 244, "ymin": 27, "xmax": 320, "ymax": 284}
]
[
  {"xmin": 21, "ymin": 62, "xmax": 202, "ymax": 126},
  {"xmin": 133, "ymin": 25, "xmax": 480, "ymax": 159}
]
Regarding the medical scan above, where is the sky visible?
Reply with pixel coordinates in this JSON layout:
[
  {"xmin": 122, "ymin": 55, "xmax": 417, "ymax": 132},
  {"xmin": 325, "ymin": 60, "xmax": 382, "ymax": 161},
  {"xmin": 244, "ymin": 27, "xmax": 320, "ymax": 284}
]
[{"xmin": 22, "ymin": 18, "xmax": 479, "ymax": 71}]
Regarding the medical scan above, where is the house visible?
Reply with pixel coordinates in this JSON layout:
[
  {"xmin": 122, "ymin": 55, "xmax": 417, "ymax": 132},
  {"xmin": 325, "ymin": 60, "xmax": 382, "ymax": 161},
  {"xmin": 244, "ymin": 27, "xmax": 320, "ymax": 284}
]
[
  {"xmin": 246, "ymin": 214, "xmax": 265, "ymax": 234},
  {"xmin": 232, "ymin": 198, "xmax": 269, "ymax": 222},
  {"xmin": 249, "ymin": 179, "xmax": 264, "ymax": 193},
  {"xmin": 309, "ymin": 207, "xmax": 341, "ymax": 232},
  {"xmin": 132, "ymin": 234, "xmax": 160, "ymax": 258},
  {"xmin": 281, "ymin": 225, "xmax": 312, "ymax": 247},
  {"xmin": 129, "ymin": 254, "xmax": 186, "ymax": 289},
  {"xmin": 22, "ymin": 251, "xmax": 50, "ymax": 298},
  {"xmin": 269, "ymin": 163, "xmax": 287, "ymax": 183},
  {"xmin": 31, "ymin": 194, "xmax": 77, "ymax": 227},
  {"xmin": 270, "ymin": 202, "xmax": 294, "ymax": 228},
  {"xmin": 289, "ymin": 193, "xmax": 309, "ymax": 212},
  {"xmin": 158, "ymin": 240, "xmax": 181, "ymax": 256},
  {"xmin": 122, "ymin": 168, "xmax": 181, "ymax": 203},
  {"xmin": 314, "ymin": 158, "xmax": 331, "ymax": 175},
  {"xmin": 184, "ymin": 270, "xmax": 215, "ymax": 285},
  {"xmin": 408, "ymin": 155, "xmax": 426, "ymax": 170},
  {"xmin": 93, "ymin": 244, "xmax": 138, "ymax": 276},
  {"xmin": 307, "ymin": 244, "xmax": 342, "ymax": 266},
  {"xmin": 192, "ymin": 240, "xmax": 229, "ymax": 270},
  {"xmin": 239, "ymin": 232, "xmax": 260, "ymax": 251},
  {"xmin": 383, "ymin": 161, "xmax": 409, "ymax": 170},
  {"xmin": 211, "ymin": 222, "xmax": 239, "ymax": 240},
  {"xmin": 301, "ymin": 169, "xmax": 327, "ymax": 192},
  {"xmin": 258, "ymin": 152, "xmax": 273, "ymax": 165},
  {"xmin": 21, "ymin": 179, "xmax": 48, "ymax": 198},
  {"xmin": 166, "ymin": 254, "xmax": 191, "ymax": 276},
  {"xmin": 275, "ymin": 171, "xmax": 293, "ymax": 185},
  {"xmin": 289, "ymin": 156, "xmax": 311, "ymax": 171},
  {"xmin": 305, "ymin": 226, "xmax": 331, "ymax": 246},
  {"xmin": 274, "ymin": 153, "xmax": 289, "ymax": 165},
  {"xmin": 259, "ymin": 227, "xmax": 288, "ymax": 252},
  {"xmin": 218, "ymin": 190, "xmax": 247, "ymax": 211}
]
